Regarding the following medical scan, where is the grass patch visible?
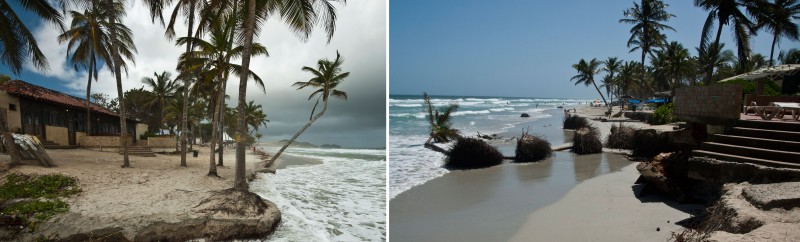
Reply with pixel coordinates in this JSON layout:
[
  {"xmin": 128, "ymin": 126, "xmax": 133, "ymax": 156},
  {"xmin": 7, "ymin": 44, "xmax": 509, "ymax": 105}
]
[{"xmin": 0, "ymin": 173, "xmax": 81, "ymax": 235}]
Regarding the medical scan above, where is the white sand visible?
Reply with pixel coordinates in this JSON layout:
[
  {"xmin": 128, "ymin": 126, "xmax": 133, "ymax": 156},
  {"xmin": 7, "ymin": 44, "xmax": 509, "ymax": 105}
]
[
  {"xmin": 0, "ymin": 146, "xmax": 273, "ymax": 239},
  {"xmin": 509, "ymin": 164, "xmax": 702, "ymax": 242}
]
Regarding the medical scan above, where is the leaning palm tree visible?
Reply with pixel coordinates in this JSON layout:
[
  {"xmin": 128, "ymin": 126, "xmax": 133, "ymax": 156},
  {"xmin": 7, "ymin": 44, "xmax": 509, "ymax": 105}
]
[
  {"xmin": 141, "ymin": 71, "xmax": 182, "ymax": 134},
  {"xmin": 0, "ymin": 0, "xmax": 65, "ymax": 74},
  {"xmin": 57, "ymin": 7, "xmax": 114, "ymax": 136},
  {"xmin": 695, "ymin": 0, "xmax": 755, "ymax": 79},
  {"xmin": 423, "ymin": 92, "xmax": 460, "ymax": 144},
  {"xmin": 233, "ymin": 0, "xmax": 343, "ymax": 190},
  {"xmin": 750, "ymin": 0, "xmax": 800, "ymax": 66},
  {"xmin": 177, "ymin": 15, "xmax": 266, "ymax": 176},
  {"xmin": 620, "ymin": 0, "xmax": 676, "ymax": 82},
  {"xmin": 571, "ymin": 58, "xmax": 608, "ymax": 106},
  {"xmin": 267, "ymin": 51, "xmax": 349, "ymax": 166}
]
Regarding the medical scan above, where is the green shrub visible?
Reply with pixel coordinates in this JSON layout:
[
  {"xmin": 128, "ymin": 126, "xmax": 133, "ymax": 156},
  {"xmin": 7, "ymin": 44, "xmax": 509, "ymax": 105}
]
[
  {"xmin": 140, "ymin": 131, "xmax": 157, "ymax": 140},
  {"xmin": 572, "ymin": 126, "xmax": 602, "ymax": 155},
  {"xmin": 651, "ymin": 103, "xmax": 677, "ymax": 125},
  {"xmin": 445, "ymin": 137, "xmax": 504, "ymax": 169},
  {"xmin": 0, "ymin": 173, "xmax": 81, "ymax": 199},
  {"xmin": 515, "ymin": 133, "xmax": 552, "ymax": 162}
]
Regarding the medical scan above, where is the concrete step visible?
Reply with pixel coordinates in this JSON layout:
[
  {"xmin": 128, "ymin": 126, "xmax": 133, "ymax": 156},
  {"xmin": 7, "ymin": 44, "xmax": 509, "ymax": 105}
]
[
  {"xmin": 736, "ymin": 119, "xmax": 800, "ymax": 132},
  {"xmin": 728, "ymin": 127, "xmax": 800, "ymax": 142},
  {"xmin": 693, "ymin": 150, "xmax": 800, "ymax": 169},
  {"xmin": 702, "ymin": 142, "xmax": 800, "ymax": 163},
  {"xmin": 709, "ymin": 134, "xmax": 800, "ymax": 152}
]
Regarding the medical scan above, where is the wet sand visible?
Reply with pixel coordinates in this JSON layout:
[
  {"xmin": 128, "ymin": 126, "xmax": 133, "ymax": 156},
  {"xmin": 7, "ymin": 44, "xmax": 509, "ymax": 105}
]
[
  {"xmin": 510, "ymin": 164, "xmax": 702, "ymax": 242},
  {"xmin": 389, "ymin": 151, "xmax": 633, "ymax": 242}
]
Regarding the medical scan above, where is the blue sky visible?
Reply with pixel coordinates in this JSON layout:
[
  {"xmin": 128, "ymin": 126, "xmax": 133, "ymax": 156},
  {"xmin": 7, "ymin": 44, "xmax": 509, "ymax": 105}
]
[
  {"xmin": 1, "ymin": 1, "xmax": 386, "ymax": 148},
  {"xmin": 390, "ymin": 0, "xmax": 797, "ymax": 99}
]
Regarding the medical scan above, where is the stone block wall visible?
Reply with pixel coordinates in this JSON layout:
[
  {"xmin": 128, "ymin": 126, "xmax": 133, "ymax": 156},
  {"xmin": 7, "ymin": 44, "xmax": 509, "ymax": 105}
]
[
  {"xmin": 147, "ymin": 137, "xmax": 176, "ymax": 148},
  {"xmin": 80, "ymin": 135, "xmax": 134, "ymax": 147},
  {"xmin": 674, "ymin": 85, "xmax": 742, "ymax": 125},
  {"xmin": 45, "ymin": 125, "xmax": 68, "ymax": 145}
]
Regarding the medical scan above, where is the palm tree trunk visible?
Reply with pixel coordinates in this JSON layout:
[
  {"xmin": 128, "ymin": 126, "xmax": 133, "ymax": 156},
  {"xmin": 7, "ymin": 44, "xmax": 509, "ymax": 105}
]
[
  {"xmin": 85, "ymin": 58, "xmax": 94, "ymax": 137},
  {"xmin": 180, "ymin": 4, "xmax": 195, "ymax": 167},
  {"xmin": 769, "ymin": 33, "xmax": 778, "ymax": 67},
  {"xmin": 267, "ymin": 101, "xmax": 327, "ymax": 166},
  {"xmin": 107, "ymin": 0, "xmax": 130, "ymax": 167},
  {"xmin": 207, "ymin": 80, "xmax": 222, "ymax": 177},
  {"xmin": 591, "ymin": 81, "xmax": 608, "ymax": 106},
  {"xmin": 233, "ymin": 0, "xmax": 256, "ymax": 191},
  {"xmin": 217, "ymin": 77, "xmax": 226, "ymax": 166}
]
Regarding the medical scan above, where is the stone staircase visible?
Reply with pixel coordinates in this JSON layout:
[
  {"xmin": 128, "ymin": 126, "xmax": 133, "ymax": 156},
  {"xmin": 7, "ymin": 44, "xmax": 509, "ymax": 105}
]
[
  {"xmin": 693, "ymin": 120, "xmax": 800, "ymax": 169},
  {"xmin": 118, "ymin": 146, "xmax": 156, "ymax": 157}
]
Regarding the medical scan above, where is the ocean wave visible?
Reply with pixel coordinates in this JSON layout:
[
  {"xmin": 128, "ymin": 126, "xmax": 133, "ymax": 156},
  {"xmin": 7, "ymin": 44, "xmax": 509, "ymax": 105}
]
[
  {"xmin": 489, "ymin": 107, "xmax": 515, "ymax": 112},
  {"xmin": 252, "ymin": 156, "xmax": 386, "ymax": 241},
  {"xmin": 392, "ymin": 103, "xmax": 422, "ymax": 107},
  {"xmin": 452, "ymin": 110, "xmax": 491, "ymax": 116},
  {"xmin": 389, "ymin": 134, "xmax": 449, "ymax": 199}
]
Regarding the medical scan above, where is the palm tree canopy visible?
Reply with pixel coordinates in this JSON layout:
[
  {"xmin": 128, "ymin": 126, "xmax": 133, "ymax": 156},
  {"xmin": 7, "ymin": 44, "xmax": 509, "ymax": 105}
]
[
  {"xmin": 0, "ymin": 0, "xmax": 67, "ymax": 74},
  {"xmin": 292, "ymin": 51, "xmax": 349, "ymax": 102},
  {"xmin": 694, "ymin": 0, "xmax": 755, "ymax": 68},
  {"xmin": 571, "ymin": 58, "xmax": 601, "ymax": 87},
  {"xmin": 750, "ymin": 0, "xmax": 800, "ymax": 65},
  {"xmin": 619, "ymin": 0, "xmax": 676, "ymax": 57},
  {"xmin": 57, "ymin": 8, "xmax": 114, "ymax": 76},
  {"xmin": 141, "ymin": 71, "xmax": 182, "ymax": 106}
]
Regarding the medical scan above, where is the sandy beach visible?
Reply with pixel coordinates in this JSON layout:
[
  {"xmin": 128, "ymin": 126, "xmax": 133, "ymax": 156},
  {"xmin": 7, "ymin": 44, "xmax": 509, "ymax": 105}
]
[
  {"xmin": 390, "ymin": 105, "xmax": 697, "ymax": 242},
  {"xmin": 0, "ymin": 146, "xmax": 284, "ymax": 240}
]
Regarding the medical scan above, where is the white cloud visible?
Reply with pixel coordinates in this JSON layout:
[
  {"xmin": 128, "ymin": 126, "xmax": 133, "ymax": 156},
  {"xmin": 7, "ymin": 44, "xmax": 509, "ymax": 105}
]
[{"xmin": 29, "ymin": 0, "xmax": 387, "ymax": 147}]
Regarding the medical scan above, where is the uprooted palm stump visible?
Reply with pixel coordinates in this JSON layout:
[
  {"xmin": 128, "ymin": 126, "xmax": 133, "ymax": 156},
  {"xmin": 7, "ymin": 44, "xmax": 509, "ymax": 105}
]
[{"xmin": 571, "ymin": 126, "xmax": 602, "ymax": 155}]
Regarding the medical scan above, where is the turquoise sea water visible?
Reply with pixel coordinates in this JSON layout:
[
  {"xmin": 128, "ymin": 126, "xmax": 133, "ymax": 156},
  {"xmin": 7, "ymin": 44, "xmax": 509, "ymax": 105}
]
[{"xmin": 389, "ymin": 95, "xmax": 593, "ymax": 198}]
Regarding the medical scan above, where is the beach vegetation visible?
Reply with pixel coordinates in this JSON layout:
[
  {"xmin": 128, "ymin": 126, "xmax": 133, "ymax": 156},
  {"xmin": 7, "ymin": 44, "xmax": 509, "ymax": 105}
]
[
  {"xmin": 444, "ymin": 137, "xmax": 504, "ymax": 169},
  {"xmin": 779, "ymin": 48, "xmax": 800, "ymax": 64},
  {"xmin": 267, "ymin": 51, "xmax": 349, "ymax": 171},
  {"xmin": 620, "ymin": 0, "xmax": 675, "ymax": 83},
  {"xmin": 0, "ymin": 173, "xmax": 81, "ymax": 234},
  {"xmin": 423, "ymin": 92, "xmax": 461, "ymax": 143},
  {"xmin": 571, "ymin": 126, "xmax": 603, "ymax": 155},
  {"xmin": 563, "ymin": 115, "xmax": 589, "ymax": 130},
  {"xmin": 601, "ymin": 57, "xmax": 622, "ymax": 110},
  {"xmin": 514, "ymin": 131, "xmax": 552, "ymax": 163},
  {"xmin": 141, "ymin": 71, "xmax": 183, "ymax": 134},
  {"xmin": 694, "ymin": 0, "xmax": 757, "ymax": 84},
  {"xmin": 748, "ymin": 0, "xmax": 800, "ymax": 66},
  {"xmin": 57, "ymin": 6, "xmax": 118, "ymax": 137},
  {"xmin": 0, "ymin": 0, "xmax": 65, "ymax": 74},
  {"xmin": 571, "ymin": 58, "xmax": 608, "ymax": 106},
  {"xmin": 606, "ymin": 123, "xmax": 635, "ymax": 149},
  {"xmin": 651, "ymin": 102, "xmax": 677, "ymax": 125},
  {"xmin": 718, "ymin": 78, "xmax": 781, "ymax": 97}
]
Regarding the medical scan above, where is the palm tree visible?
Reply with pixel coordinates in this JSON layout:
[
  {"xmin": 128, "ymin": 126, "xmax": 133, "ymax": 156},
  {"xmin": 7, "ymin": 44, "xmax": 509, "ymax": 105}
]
[
  {"xmin": 423, "ymin": 92, "xmax": 459, "ymax": 144},
  {"xmin": 57, "ymin": 7, "xmax": 114, "ymax": 136},
  {"xmin": 267, "ymin": 51, "xmax": 349, "ymax": 166},
  {"xmin": 101, "ymin": 0, "xmax": 137, "ymax": 168},
  {"xmin": 0, "ymin": 0, "xmax": 65, "ymax": 74},
  {"xmin": 617, "ymin": 61, "xmax": 640, "ymax": 97},
  {"xmin": 571, "ymin": 58, "xmax": 607, "ymax": 106},
  {"xmin": 620, "ymin": 0, "xmax": 676, "ymax": 81},
  {"xmin": 750, "ymin": 0, "xmax": 800, "ymax": 66},
  {"xmin": 652, "ymin": 41, "xmax": 693, "ymax": 93},
  {"xmin": 602, "ymin": 57, "xmax": 621, "ymax": 107},
  {"xmin": 779, "ymin": 48, "xmax": 800, "ymax": 64},
  {"xmin": 141, "ymin": 71, "xmax": 182, "ymax": 134},
  {"xmin": 177, "ymin": 15, "xmax": 266, "ymax": 176},
  {"xmin": 694, "ymin": 0, "xmax": 755, "ymax": 79}
]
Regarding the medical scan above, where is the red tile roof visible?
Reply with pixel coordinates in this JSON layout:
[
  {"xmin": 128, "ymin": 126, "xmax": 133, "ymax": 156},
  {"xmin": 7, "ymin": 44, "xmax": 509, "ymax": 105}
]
[{"xmin": 0, "ymin": 80, "xmax": 119, "ymax": 117}]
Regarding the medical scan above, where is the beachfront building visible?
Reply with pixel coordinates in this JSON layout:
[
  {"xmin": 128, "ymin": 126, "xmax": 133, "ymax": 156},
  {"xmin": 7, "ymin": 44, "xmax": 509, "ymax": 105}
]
[{"xmin": 0, "ymin": 80, "xmax": 147, "ymax": 147}]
